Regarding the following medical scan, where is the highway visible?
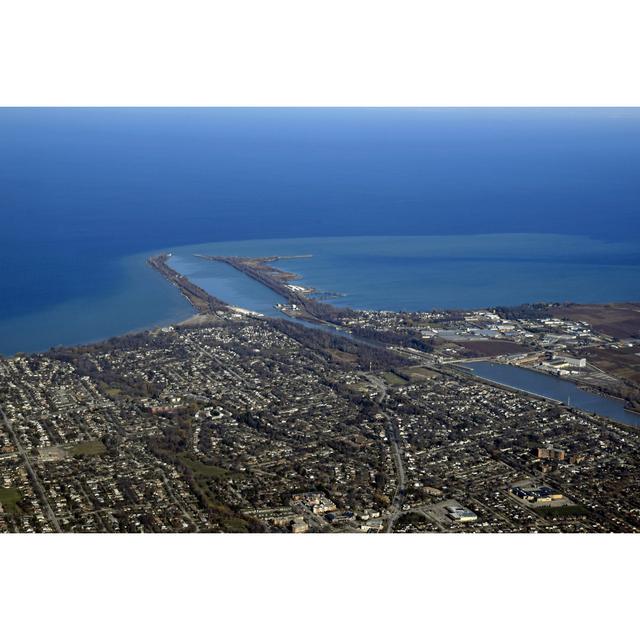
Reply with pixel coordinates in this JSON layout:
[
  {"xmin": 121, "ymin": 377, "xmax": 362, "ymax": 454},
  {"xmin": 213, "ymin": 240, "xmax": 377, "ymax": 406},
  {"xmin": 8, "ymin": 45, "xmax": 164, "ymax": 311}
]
[{"xmin": 385, "ymin": 423, "xmax": 407, "ymax": 532}]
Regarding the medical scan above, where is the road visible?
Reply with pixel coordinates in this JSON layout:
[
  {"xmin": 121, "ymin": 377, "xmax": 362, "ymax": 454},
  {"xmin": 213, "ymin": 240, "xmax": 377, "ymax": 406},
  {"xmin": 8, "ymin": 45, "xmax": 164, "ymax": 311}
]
[
  {"xmin": 0, "ymin": 406, "xmax": 62, "ymax": 532},
  {"xmin": 362, "ymin": 373, "xmax": 407, "ymax": 532},
  {"xmin": 157, "ymin": 468, "xmax": 201, "ymax": 532},
  {"xmin": 385, "ymin": 429, "xmax": 407, "ymax": 532},
  {"xmin": 363, "ymin": 373, "xmax": 387, "ymax": 403}
]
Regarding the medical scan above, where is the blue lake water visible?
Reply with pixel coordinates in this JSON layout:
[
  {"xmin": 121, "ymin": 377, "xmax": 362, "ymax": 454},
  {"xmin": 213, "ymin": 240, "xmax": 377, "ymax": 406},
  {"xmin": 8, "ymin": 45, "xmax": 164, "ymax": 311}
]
[
  {"xmin": 1, "ymin": 108, "xmax": 640, "ymax": 354},
  {"xmin": 167, "ymin": 234, "xmax": 640, "ymax": 314},
  {"xmin": 1, "ymin": 232, "xmax": 639, "ymax": 354},
  {"xmin": 0, "ymin": 253, "xmax": 194, "ymax": 354},
  {"xmin": 168, "ymin": 254, "xmax": 287, "ymax": 318},
  {"xmin": 461, "ymin": 361, "xmax": 640, "ymax": 427}
]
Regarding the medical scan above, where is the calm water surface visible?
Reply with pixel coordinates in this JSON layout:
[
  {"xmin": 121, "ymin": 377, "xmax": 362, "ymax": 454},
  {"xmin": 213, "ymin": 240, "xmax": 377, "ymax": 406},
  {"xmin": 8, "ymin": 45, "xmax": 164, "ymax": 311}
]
[
  {"xmin": 2, "ymin": 233, "xmax": 639, "ymax": 355},
  {"xmin": 3, "ymin": 108, "xmax": 640, "ymax": 353},
  {"xmin": 167, "ymin": 234, "xmax": 640, "ymax": 313},
  {"xmin": 0, "ymin": 253, "xmax": 193, "ymax": 354},
  {"xmin": 462, "ymin": 361, "xmax": 640, "ymax": 427}
]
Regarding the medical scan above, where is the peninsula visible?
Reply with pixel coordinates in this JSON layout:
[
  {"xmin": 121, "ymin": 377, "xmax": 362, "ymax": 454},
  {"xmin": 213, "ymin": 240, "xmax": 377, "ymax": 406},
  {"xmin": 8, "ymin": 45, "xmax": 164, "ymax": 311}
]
[
  {"xmin": 195, "ymin": 254, "xmax": 347, "ymax": 324},
  {"xmin": 147, "ymin": 254, "xmax": 230, "ymax": 314}
]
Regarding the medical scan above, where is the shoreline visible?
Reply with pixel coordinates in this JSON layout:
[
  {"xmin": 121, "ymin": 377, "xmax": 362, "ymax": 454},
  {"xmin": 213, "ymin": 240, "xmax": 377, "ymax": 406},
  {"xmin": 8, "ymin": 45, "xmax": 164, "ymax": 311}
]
[
  {"xmin": 4, "ymin": 250, "xmax": 637, "ymax": 431},
  {"xmin": 3, "ymin": 243, "xmax": 639, "ymax": 396},
  {"xmin": 195, "ymin": 253, "xmax": 352, "ymax": 327},
  {"xmin": 148, "ymin": 253, "xmax": 640, "ymax": 428},
  {"xmin": 147, "ymin": 254, "xmax": 230, "ymax": 315},
  {"xmin": 3, "ymin": 232, "xmax": 640, "ymax": 356}
]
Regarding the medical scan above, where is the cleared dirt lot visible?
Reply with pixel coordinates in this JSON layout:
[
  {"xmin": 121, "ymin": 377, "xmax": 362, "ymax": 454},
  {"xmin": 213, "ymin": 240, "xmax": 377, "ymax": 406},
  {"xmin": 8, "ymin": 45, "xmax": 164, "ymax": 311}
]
[
  {"xmin": 582, "ymin": 346, "xmax": 640, "ymax": 385},
  {"xmin": 453, "ymin": 339, "xmax": 529, "ymax": 358},
  {"xmin": 551, "ymin": 303, "xmax": 640, "ymax": 339}
]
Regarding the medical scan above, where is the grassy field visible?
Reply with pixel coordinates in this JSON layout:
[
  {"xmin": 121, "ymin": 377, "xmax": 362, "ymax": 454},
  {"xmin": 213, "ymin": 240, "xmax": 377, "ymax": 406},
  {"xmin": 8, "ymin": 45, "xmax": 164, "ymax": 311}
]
[
  {"xmin": 584, "ymin": 345, "xmax": 640, "ymax": 385},
  {"xmin": 399, "ymin": 366, "xmax": 439, "ymax": 382},
  {"xmin": 382, "ymin": 371, "xmax": 409, "ymax": 386},
  {"xmin": 536, "ymin": 504, "xmax": 590, "ymax": 519},
  {"xmin": 347, "ymin": 382, "xmax": 372, "ymax": 393},
  {"xmin": 177, "ymin": 455, "xmax": 253, "ymax": 532},
  {"xmin": 99, "ymin": 383, "xmax": 122, "ymax": 398},
  {"xmin": 325, "ymin": 348, "xmax": 359, "ymax": 365},
  {"xmin": 70, "ymin": 440, "xmax": 107, "ymax": 457},
  {"xmin": 0, "ymin": 487, "xmax": 23, "ymax": 514},
  {"xmin": 178, "ymin": 453, "xmax": 230, "ymax": 479}
]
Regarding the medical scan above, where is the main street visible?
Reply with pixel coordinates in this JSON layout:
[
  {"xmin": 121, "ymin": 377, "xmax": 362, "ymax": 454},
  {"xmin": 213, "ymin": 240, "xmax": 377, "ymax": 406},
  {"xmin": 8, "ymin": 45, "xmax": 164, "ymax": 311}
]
[
  {"xmin": 363, "ymin": 373, "xmax": 407, "ymax": 532},
  {"xmin": 385, "ymin": 423, "xmax": 407, "ymax": 532}
]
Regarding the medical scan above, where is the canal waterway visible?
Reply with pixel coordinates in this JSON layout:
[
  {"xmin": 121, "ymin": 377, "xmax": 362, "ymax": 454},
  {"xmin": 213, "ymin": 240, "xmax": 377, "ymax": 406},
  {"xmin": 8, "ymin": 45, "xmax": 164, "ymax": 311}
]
[{"xmin": 461, "ymin": 361, "xmax": 640, "ymax": 427}]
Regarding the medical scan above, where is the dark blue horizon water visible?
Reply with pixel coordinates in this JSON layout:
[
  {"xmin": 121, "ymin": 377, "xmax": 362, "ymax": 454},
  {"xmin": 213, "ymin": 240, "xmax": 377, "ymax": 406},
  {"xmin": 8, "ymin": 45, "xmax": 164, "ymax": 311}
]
[{"xmin": 1, "ymin": 108, "xmax": 640, "ymax": 354}]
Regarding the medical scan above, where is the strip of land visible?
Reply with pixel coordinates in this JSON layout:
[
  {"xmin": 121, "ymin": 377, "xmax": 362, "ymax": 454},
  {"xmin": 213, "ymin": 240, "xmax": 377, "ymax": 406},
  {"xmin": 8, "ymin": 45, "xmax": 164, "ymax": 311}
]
[{"xmin": 147, "ymin": 254, "xmax": 229, "ymax": 314}]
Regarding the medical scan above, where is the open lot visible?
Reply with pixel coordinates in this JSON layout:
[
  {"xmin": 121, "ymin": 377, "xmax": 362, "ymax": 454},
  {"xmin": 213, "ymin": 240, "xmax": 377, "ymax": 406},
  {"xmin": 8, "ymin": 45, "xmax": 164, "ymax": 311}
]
[
  {"xmin": 583, "ymin": 346, "xmax": 640, "ymax": 385},
  {"xmin": 422, "ymin": 499, "xmax": 478, "ymax": 528},
  {"xmin": 382, "ymin": 371, "xmax": 409, "ymax": 386},
  {"xmin": 551, "ymin": 303, "xmax": 640, "ymax": 339},
  {"xmin": 398, "ymin": 366, "xmax": 440, "ymax": 382},
  {"xmin": 69, "ymin": 440, "xmax": 107, "ymax": 457},
  {"xmin": 455, "ymin": 340, "xmax": 529, "ymax": 357},
  {"xmin": 0, "ymin": 487, "xmax": 23, "ymax": 514}
]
